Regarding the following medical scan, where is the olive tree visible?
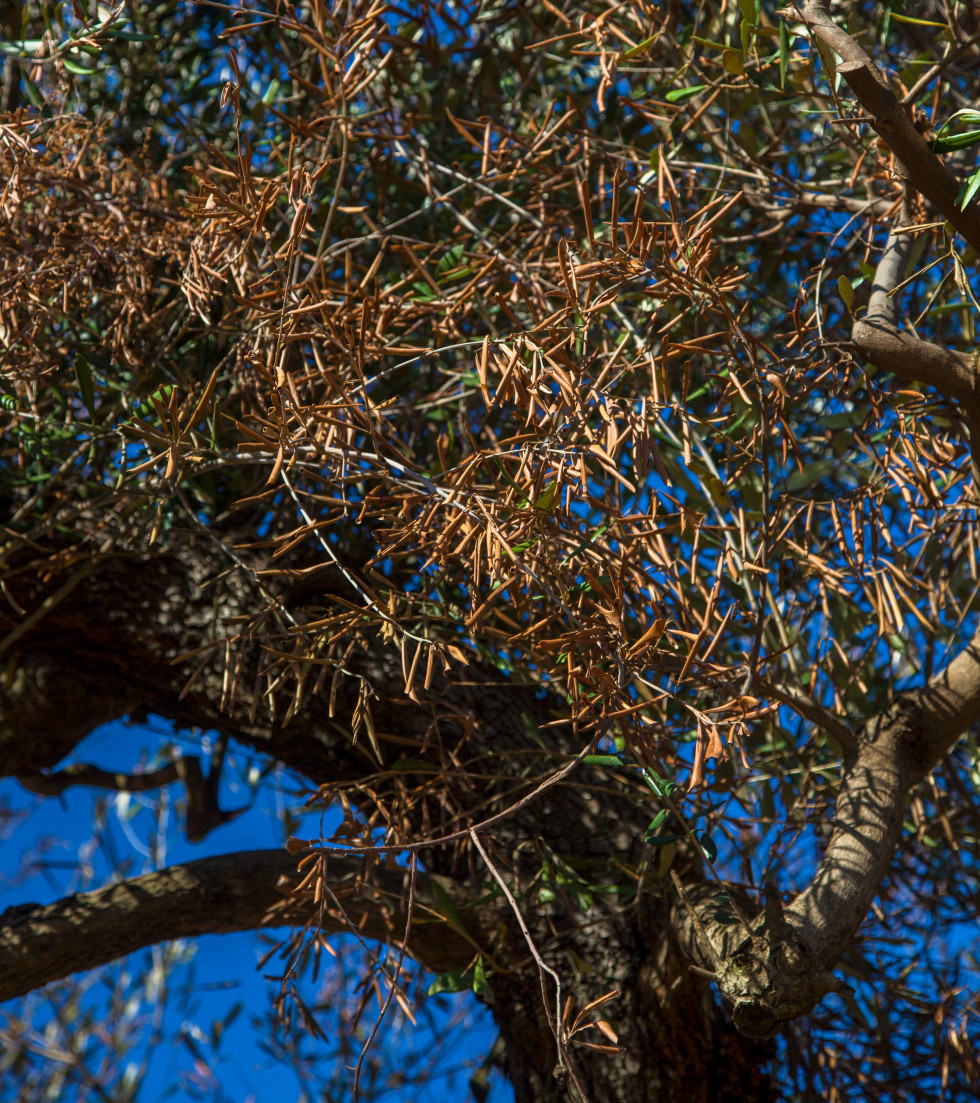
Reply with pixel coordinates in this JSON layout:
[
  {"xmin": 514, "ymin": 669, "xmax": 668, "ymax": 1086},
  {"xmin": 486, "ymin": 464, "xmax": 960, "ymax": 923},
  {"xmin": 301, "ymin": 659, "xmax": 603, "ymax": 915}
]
[{"xmin": 2, "ymin": 1, "xmax": 980, "ymax": 1099}]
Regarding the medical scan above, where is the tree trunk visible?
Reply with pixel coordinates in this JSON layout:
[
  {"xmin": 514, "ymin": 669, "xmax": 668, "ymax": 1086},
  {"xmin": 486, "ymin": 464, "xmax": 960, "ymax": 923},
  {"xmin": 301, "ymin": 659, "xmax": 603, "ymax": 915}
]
[
  {"xmin": 489, "ymin": 891, "xmax": 773, "ymax": 1102},
  {"xmin": 0, "ymin": 547, "xmax": 773, "ymax": 1101}
]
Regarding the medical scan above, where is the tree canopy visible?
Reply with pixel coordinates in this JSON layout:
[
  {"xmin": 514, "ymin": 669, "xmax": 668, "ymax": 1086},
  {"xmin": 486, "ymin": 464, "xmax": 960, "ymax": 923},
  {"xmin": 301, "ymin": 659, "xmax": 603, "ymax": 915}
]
[{"xmin": 3, "ymin": 0, "xmax": 980, "ymax": 1099}]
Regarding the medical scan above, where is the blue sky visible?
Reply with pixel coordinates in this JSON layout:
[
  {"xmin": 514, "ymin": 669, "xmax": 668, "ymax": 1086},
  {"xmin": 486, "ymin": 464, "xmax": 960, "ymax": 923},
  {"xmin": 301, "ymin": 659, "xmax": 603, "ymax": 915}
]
[{"xmin": 0, "ymin": 719, "xmax": 510, "ymax": 1103}]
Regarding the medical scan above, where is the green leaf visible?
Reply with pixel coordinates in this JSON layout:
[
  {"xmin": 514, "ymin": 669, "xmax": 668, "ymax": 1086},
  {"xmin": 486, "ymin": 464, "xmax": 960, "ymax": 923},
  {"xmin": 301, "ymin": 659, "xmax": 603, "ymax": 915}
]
[
  {"xmin": 665, "ymin": 85, "xmax": 707, "ymax": 103},
  {"xmin": 779, "ymin": 22, "xmax": 789, "ymax": 89},
  {"xmin": 620, "ymin": 35, "xmax": 658, "ymax": 60},
  {"xmin": 62, "ymin": 57, "xmax": 98, "ymax": 76},
  {"xmin": 738, "ymin": 0, "xmax": 760, "ymax": 25},
  {"xmin": 21, "ymin": 74, "xmax": 45, "ymax": 109},
  {"xmin": 783, "ymin": 459, "xmax": 834, "ymax": 493},
  {"xmin": 0, "ymin": 39, "xmax": 46, "ymax": 56},
  {"xmin": 690, "ymin": 36, "xmax": 728, "ymax": 52},
  {"xmin": 471, "ymin": 955, "xmax": 491, "ymax": 999},
  {"xmin": 559, "ymin": 525, "xmax": 607, "ymax": 566},
  {"xmin": 390, "ymin": 758, "xmax": 435, "ymax": 772},
  {"xmin": 74, "ymin": 356, "xmax": 96, "ymax": 418},
  {"xmin": 822, "ymin": 408, "xmax": 866, "ymax": 430},
  {"xmin": 104, "ymin": 28, "xmax": 159, "ymax": 41},
  {"xmin": 929, "ymin": 129, "xmax": 980, "ymax": 153},
  {"xmin": 838, "ymin": 274, "xmax": 855, "ymax": 313},
  {"xmin": 134, "ymin": 384, "xmax": 176, "ymax": 418},
  {"xmin": 697, "ymin": 831, "xmax": 718, "ymax": 863},
  {"xmin": 657, "ymin": 840, "xmax": 678, "ymax": 878},
  {"xmin": 640, "ymin": 767, "xmax": 678, "ymax": 800},
  {"xmin": 645, "ymin": 833, "xmax": 686, "ymax": 847},
  {"xmin": 493, "ymin": 455, "xmax": 525, "ymax": 496},
  {"xmin": 436, "ymin": 243, "xmax": 465, "ymax": 275},
  {"xmin": 738, "ymin": 0, "xmax": 759, "ymax": 53},
  {"xmin": 722, "ymin": 49, "xmax": 745, "ymax": 76},
  {"xmin": 532, "ymin": 481, "xmax": 558, "ymax": 511},
  {"xmin": 889, "ymin": 13, "xmax": 947, "ymax": 27},
  {"xmin": 428, "ymin": 968, "xmax": 470, "ymax": 995},
  {"xmin": 430, "ymin": 877, "xmax": 467, "ymax": 936},
  {"xmin": 583, "ymin": 754, "xmax": 623, "ymax": 766},
  {"xmin": 643, "ymin": 809, "xmax": 669, "ymax": 842},
  {"xmin": 959, "ymin": 168, "xmax": 980, "ymax": 210},
  {"xmin": 411, "ymin": 280, "xmax": 436, "ymax": 301}
]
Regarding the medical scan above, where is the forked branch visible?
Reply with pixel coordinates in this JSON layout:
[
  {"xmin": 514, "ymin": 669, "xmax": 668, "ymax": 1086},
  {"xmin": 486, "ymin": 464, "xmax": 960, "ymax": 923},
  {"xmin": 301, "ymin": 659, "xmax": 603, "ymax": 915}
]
[{"xmin": 680, "ymin": 205, "xmax": 980, "ymax": 1037}]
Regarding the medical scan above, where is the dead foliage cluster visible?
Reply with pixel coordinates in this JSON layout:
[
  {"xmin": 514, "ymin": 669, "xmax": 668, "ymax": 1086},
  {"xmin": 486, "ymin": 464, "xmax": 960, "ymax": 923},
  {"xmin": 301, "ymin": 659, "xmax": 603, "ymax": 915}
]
[
  {"xmin": 3, "ymin": 0, "xmax": 980, "ymax": 1093},
  {"xmin": 1, "ymin": 0, "xmax": 976, "ymax": 831}
]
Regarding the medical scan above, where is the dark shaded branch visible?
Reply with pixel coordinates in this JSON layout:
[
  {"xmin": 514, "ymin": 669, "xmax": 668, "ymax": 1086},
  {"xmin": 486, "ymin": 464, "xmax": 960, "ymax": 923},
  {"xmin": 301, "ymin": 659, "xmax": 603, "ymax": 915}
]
[
  {"xmin": 786, "ymin": 0, "xmax": 980, "ymax": 254},
  {"xmin": 16, "ymin": 756, "xmax": 245, "ymax": 842},
  {"xmin": 742, "ymin": 186, "xmax": 894, "ymax": 222},
  {"xmin": 16, "ymin": 761, "xmax": 186, "ymax": 796},
  {"xmin": 0, "ymin": 849, "xmax": 478, "ymax": 1003}
]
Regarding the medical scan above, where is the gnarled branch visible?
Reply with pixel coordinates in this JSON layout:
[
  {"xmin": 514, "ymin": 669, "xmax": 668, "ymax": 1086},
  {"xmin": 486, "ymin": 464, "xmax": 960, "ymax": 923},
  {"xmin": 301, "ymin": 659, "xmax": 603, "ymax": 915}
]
[{"xmin": 679, "ymin": 208, "xmax": 980, "ymax": 1036}]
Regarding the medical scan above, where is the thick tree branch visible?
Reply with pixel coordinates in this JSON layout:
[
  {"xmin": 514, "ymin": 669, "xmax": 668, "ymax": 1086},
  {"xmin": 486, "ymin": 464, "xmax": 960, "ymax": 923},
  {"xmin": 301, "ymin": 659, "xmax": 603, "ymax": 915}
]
[
  {"xmin": 781, "ymin": 208, "xmax": 980, "ymax": 978},
  {"xmin": 16, "ymin": 761, "xmax": 187, "ymax": 797},
  {"xmin": 679, "ymin": 208, "xmax": 980, "ymax": 1037},
  {"xmin": 786, "ymin": 0, "xmax": 980, "ymax": 254},
  {"xmin": 0, "ymin": 849, "xmax": 478, "ymax": 1003},
  {"xmin": 851, "ymin": 226, "xmax": 977, "ymax": 402},
  {"xmin": 899, "ymin": 623, "xmax": 980, "ymax": 778},
  {"xmin": 779, "ymin": 623, "xmax": 980, "ymax": 988}
]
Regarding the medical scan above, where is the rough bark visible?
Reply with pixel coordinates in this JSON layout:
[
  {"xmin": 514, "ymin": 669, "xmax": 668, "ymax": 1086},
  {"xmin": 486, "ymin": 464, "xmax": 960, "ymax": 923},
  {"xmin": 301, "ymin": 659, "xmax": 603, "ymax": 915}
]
[
  {"xmin": 789, "ymin": 0, "xmax": 980, "ymax": 253},
  {"xmin": 0, "ymin": 850, "xmax": 483, "ymax": 1002},
  {"xmin": 1, "ymin": 3, "xmax": 976, "ymax": 1098},
  {"xmin": 4, "ymin": 106, "xmax": 980, "ymax": 1094},
  {"xmin": 670, "ymin": 200, "xmax": 980, "ymax": 1036},
  {"xmin": 0, "ymin": 540, "xmax": 773, "ymax": 1101}
]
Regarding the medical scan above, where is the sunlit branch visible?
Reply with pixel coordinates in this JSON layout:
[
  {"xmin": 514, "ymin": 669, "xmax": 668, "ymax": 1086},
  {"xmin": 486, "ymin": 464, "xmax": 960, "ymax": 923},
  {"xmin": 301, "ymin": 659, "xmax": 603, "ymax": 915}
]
[
  {"xmin": 682, "ymin": 191, "xmax": 980, "ymax": 1034},
  {"xmin": 790, "ymin": 0, "xmax": 980, "ymax": 253},
  {"xmin": 851, "ymin": 226, "xmax": 976, "ymax": 403}
]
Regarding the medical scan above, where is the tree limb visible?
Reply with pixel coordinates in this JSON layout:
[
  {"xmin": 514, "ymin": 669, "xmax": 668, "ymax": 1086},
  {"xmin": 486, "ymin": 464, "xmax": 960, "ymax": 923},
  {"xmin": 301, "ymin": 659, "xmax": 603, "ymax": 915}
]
[
  {"xmin": 0, "ymin": 849, "xmax": 479, "ymax": 1003},
  {"xmin": 783, "ymin": 206, "xmax": 980, "ymax": 969},
  {"xmin": 16, "ymin": 755, "xmax": 245, "ymax": 842},
  {"xmin": 678, "ymin": 204, "xmax": 980, "ymax": 1037},
  {"xmin": 851, "ymin": 226, "xmax": 977, "ymax": 403},
  {"xmin": 786, "ymin": 0, "xmax": 980, "ymax": 254}
]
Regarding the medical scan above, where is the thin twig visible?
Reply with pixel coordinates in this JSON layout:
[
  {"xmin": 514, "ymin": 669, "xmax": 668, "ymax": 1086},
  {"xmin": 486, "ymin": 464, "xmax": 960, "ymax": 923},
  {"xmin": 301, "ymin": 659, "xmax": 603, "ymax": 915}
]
[{"xmin": 469, "ymin": 830, "xmax": 591, "ymax": 1101}]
